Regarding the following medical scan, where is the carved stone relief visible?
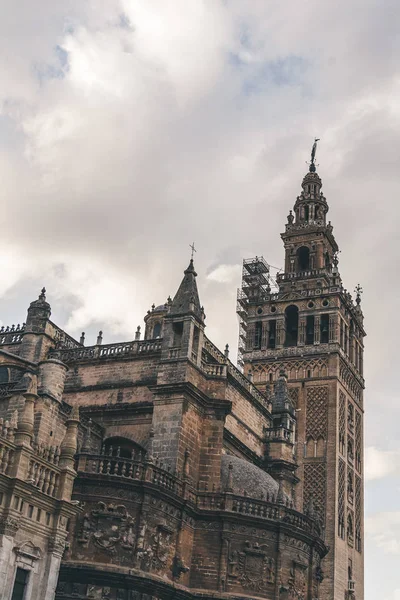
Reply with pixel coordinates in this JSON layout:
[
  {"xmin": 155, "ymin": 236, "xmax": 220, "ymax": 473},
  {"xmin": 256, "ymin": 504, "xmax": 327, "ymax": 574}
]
[
  {"xmin": 228, "ymin": 541, "xmax": 276, "ymax": 591},
  {"xmin": 77, "ymin": 502, "xmax": 135, "ymax": 555}
]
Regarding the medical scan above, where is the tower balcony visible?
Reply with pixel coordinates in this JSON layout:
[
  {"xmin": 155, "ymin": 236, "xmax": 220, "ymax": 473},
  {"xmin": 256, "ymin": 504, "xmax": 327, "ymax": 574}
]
[{"xmin": 276, "ymin": 268, "xmax": 330, "ymax": 283}]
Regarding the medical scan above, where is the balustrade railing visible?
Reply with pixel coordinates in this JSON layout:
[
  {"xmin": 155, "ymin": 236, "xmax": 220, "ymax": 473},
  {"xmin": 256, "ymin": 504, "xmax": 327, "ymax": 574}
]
[
  {"xmin": 0, "ymin": 437, "xmax": 14, "ymax": 475},
  {"xmin": 80, "ymin": 452, "xmax": 183, "ymax": 496},
  {"xmin": 77, "ymin": 454, "xmax": 320, "ymax": 536},
  {"xmin": 27, "ymin": 457, "xmax": 60, "ymax": 498},
  {"xmin": 0, "ymin": 324, "xmax": 25, "ymax": 345},
  {"xmin": 264, "ymin": 427, "xmax": 294, "ymax": 443},
  {"xmin": 203, "ymin": 337, "xmax": 271, "ymax": 410},
  {"xmin": 50, "ymin": 339, "xmax": 162, "ymax": 363}
]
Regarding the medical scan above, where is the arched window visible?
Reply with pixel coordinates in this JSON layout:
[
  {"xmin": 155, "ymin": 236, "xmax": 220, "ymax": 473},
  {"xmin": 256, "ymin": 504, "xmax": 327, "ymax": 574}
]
[
  {"xmin": 285, "ymin": 305, "xmax": 299, "ymax": 347},
  {"xmin": 306, "ymin": 437, "xmax": 315, "ymax": 458},
  {"xmin": 254, "ymin": 322, "xmax": 262, "ymax": 349},
  {"xmin": 103, "ymin": 437, "xmax": 145, "ymax": 459},
  {"xmin": 0, "ymin": 367, "xmax": 9, "ymax": 384},
  {"xmin": 316, "ymin": 437, "xmax": 325, "ymax": 457},
  {"xmin": 297, "ymin": 246, "xmax": 310, "ymax": 271},
  {"xmin": 347, "ymin": 513, "xmax": 354, "ymax": 543},
  {"xmin": 153, "ymin": 322, "xmax": 162, "ymax": 338}
]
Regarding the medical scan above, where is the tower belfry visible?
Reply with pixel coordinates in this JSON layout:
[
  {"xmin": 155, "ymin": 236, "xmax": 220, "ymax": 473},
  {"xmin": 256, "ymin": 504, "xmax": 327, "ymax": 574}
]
[{"xmin": 240, "ymin": 146, "xmax": 365, "ymax": 600}]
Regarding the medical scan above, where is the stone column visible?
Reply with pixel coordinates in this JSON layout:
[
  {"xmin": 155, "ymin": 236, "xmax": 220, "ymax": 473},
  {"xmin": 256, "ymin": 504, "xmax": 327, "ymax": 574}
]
[
  {"xmin": 314, "ymin": 315, "xmax": 321, "ymax": 344},
  {"xmin": 298, "ymin": 317, "xmax": 306, "ymax": 346},
  {"xmin": 276, "ymin": 317, "xmax": 285, "ymax": 348},
  {"xmin": 329, "ymin": 314, "xmax": 336, "ymax": 343},
  {"xmin": 58, "ymin": 406, "xmax": 79, "ymax": 501}
]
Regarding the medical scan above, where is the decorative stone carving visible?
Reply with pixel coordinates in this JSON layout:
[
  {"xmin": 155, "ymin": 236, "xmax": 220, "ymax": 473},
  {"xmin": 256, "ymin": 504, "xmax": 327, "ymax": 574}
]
[
  {"xmin": 77, "ymin": 502, "xmax": 135, "ymax": 554},
  {"xmin": 229, "ymin": 541, "xmax": 275, "ymax": 591},
  {"xmin": 139, "ymin": 523, "xmax": 174, "ymax": 572},
  {"xmin": 0, "ymin": 515, "xmax": 20, "ymax": 535},
  {"xmin": 287, "ymin": 559, "xmax": 308, "ymax": 599}
]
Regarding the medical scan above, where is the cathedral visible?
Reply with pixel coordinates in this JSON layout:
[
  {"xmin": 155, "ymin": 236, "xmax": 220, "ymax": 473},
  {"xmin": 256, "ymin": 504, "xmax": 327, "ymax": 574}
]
[{"xmin": 0, "ymin": 152, "xmax": 364, "ymax": 600}]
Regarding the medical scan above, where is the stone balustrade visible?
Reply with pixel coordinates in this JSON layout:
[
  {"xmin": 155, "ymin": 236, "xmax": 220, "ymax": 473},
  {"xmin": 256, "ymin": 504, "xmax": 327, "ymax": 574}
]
[
  {"xmin": 0, "ymin": 437, "xmax": 14, "ymax": 475},
  {"xmin": 49, "ymin": 339, "xmax": 162, "ymax": 363},
  {"xmin": 77, "ymin": 453, "xmax": 321, "ymax": 538},
  {"xmin": 79, "ymin": 452, "xmax": 184, "ymax": 497},
  {"xmin": 27, "ymin": 457, "xmax": 60, "ymax": 498},
  {"xmin": 277, "ymin": 268, "xmax": 329, "ymax": 282},
  {"xmin": 264, "ymin": 427, "xmax": 294, "ymax": 443},
  {"xmin": 203, "ymin": 337, "xmax": 271, "ymax": 411}
]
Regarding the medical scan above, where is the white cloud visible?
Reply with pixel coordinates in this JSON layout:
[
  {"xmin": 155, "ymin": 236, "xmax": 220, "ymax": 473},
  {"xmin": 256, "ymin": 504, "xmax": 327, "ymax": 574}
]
[
  {"xmin": 1, "ymin": 4, "xmax": 400, "ymax": 596},
  {"xmin": 366, "ymin": 512, "xmax": 400, "ymax": 556},
  {"xmin": 207, "ymin": 264, "xmax": 241, "ymax": 284},
  {"xmin": 365, "ymin": 447, "xmax": 400, "ymax": 482}
]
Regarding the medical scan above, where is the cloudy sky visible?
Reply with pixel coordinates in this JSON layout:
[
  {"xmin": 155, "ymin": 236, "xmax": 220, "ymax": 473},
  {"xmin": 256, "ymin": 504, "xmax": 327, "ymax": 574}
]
[{"xmin": 0, "ymin": 1, "xmax": 399, "ymax": 596}]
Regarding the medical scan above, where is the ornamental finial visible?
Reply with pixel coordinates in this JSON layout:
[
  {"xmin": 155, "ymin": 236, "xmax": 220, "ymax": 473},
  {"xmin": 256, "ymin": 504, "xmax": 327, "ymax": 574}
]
[
  {"xmin": 354, "ymin": 284, "xmax": 363, "ymax": 305},
  {"xmin": 309, "ymin": 138, "xmax": 320, "ymax": 172}
]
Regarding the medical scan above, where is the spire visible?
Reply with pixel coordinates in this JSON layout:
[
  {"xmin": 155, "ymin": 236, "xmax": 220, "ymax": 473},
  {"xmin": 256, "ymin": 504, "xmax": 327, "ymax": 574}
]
[
  {"xmin": 170, "ymin": 259, "xmax": 202, "ymax": 320},
  {"xmin": 270, "ymin": 369, "xmax": 295, "ymax": 414}
]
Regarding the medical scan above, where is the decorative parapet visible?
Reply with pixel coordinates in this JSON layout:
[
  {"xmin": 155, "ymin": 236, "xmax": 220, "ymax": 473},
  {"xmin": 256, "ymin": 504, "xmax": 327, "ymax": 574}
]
[
  {"xmin": 51, "ymin": 324, "xmax": 82, "ymax": 350},
  {"xmin": 202, "ymin": 337, "xmax": 271, "ymax": 412},
  {"xmin": 49, "ymin": 339, "xmax": 162, "ymax": 363},
  {"xmin": 0, "ymin": 324, "xmax": 25, "ymax": 345},
  {"xmin": 0, "ymin": 425, "xmax": 65, "ymax": 500},
  {"xmin": 277, "ymin": 268, "xmax": 330, "ymax": 282},
  {"xmin": 77, "ymin": 452, "xmax": 321, "ymax": 539}
]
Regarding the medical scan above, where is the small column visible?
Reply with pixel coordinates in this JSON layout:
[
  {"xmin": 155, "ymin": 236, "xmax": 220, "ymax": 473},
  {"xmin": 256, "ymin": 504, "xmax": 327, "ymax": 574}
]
[
  {"xmin": 298, "ymin": 317, "xmax": 306, "ymax": 346},
  {"xmin": 329, "ymin": 314, "xmax": 337, "ymax": 343},
  {"xmin": 276, "ymin": 318, "xmax": 285, "ymax": 348},
  {"xmin": 58, "ymin": 406, "xmax": 79, "ymax": 501},
  {"xmin": 314, "ymin": 315, "xmax": 321, "ymax": 344},
  {"xmin": 261, "ymin": 323, "xmax": 268, "ymax": 349}
]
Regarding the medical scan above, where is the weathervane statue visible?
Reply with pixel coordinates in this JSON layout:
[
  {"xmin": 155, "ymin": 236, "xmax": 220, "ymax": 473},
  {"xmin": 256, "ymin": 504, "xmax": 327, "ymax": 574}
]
[{"xmin": 309, "ymin": 137, "xmax": 320, "ymax": 172}]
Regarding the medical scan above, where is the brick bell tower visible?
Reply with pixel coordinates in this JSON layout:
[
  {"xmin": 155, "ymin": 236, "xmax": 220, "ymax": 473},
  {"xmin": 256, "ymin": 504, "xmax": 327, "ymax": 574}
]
[{"xmin": 239, "ymin": 140, "xmax": 365, "ymax": 600}]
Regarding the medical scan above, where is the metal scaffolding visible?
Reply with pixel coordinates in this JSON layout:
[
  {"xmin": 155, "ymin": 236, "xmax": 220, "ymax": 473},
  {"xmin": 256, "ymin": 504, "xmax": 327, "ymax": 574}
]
[{"xmin": 236, "ymin": 256, "xmax": 277, "ymax": 369}]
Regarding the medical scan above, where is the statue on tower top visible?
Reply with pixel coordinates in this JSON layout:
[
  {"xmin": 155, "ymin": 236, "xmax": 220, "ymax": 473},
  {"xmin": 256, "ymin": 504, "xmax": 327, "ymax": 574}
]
[{"xmin": 309, "ymin": 138, "xmax": 320, "ymax": 172}]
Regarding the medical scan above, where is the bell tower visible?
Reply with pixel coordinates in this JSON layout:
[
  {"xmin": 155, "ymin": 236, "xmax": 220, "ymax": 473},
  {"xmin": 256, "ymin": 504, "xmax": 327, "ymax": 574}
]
[{"xmin": 239, "ymin": 141, "xmax": 365, "ymax": 600}]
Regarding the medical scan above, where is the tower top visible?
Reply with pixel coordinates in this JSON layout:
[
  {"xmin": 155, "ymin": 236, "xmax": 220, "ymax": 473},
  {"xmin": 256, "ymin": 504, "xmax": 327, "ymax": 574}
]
[
  {"xmin": 169, "ymin": 259, "xmax": 202, "ymax": 320},
  {"xmin": 309, "ymin": 138, "xmax": 320, "ymax": 173}
]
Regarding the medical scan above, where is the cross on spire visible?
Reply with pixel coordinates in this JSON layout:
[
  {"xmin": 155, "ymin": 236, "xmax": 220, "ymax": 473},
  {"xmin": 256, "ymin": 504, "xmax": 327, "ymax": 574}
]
[{"xmin": 189, "ymin": 242, "xmax": 197, "ymax": 261}]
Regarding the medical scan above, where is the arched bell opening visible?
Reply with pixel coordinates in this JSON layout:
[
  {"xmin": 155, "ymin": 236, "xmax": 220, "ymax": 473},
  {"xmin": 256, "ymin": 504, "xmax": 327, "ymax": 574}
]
[
  {"xmin": 297, "ymin": 246, "xmax": 310, "ymax": 271},
  {"xmin": 153, "ymin": 322, "xmax": 162, "ymax": 338},
  {"xmin": 285, "ymin": 305, "xmax": 299, "ymax": 347}
]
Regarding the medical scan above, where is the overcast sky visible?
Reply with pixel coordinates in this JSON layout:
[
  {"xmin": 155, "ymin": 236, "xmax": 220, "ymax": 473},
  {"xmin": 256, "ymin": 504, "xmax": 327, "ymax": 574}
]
[{"xmin": 0, "ymin": 1, "xmax": 399, "ymax": 597}]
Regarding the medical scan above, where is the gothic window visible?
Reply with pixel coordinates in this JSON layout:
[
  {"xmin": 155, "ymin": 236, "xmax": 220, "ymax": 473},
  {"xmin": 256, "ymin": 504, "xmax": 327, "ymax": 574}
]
[
  {"xmin": 316, "ymin": 436, "xmax": 325, "ymax": 457},
  {"xmin": 338, "ymin": 459, "xmax": 345, "ymax": 539},
  {"xmin": 192, "ymin": 325, "xmax": 200, "ymax": 359},
  {"xmin": 347, "ymin": 513, "xmax": 354, "ymax": 546},
  {"xmin": 11, "ymin": 568, "xmax": 29, "ymax": 600},
  {"xmin": 306, "ymin": 315, "xmax": 314, "ymax": 345},
  {"xmin": 355, "ymin": 475, "xmax": 362, "ymax": 552},
  {"xmin": 339, "ymin": 392, "xmax": 346, "ymax": 456},
  {"xmin": 254, "ymin": 321, "xmax": 262, "ymax": 349},
  {"xmin": 172, "ymin": 321, "xmax": 183, "ymax": 346},
  {"xmin": 268, "ymin": 320, "xmax": 276, "ymax": 349},
  {"xmin": 348, "ymin": 402, "xmax": 354, "ymax": 431},
  {"xmin": 153, "ymin": 322, "xmax": 162, "ymax": 338},
  {"xmin": 306, "ymin": 437, "xmax": 315, "ymax": 457},
  {"xmin": 347, "ymin": 439, "xmax": 354, "ymax": 463},
  {"xmin": 0, "ymin": 367, "xmax": 9, "ymax": 383},
  {"xmin": 355, "ymin": 411, "xmax": 362, "ymax": 472},
  {"xmin": 285, "ymin": 305, "xmax": 299, "ymax": 347},
  {"xmin": 297, "ymin": 246, "xmax": 310, "ymax": 271},
  {"xmin": 347, "ymin": 471, "xmax": 354, "ymax": 504},
  {"xmin": 320, "ymin": 314, "xmax": 329, "ymax": 344}
]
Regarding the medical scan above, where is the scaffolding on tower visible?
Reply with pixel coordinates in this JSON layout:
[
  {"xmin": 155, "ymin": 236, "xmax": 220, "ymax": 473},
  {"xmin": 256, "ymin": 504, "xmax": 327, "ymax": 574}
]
[{"xmin": 236, "ymin": 256, "xmax": 278, "ymax": 369}]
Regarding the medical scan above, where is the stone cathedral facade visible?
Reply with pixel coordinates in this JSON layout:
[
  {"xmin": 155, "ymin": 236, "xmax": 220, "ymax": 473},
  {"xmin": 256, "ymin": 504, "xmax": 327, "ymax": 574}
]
[{"xmin": 0, "ymin": 165, "xmax": 364, "ymax": 600}]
